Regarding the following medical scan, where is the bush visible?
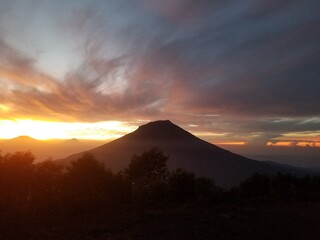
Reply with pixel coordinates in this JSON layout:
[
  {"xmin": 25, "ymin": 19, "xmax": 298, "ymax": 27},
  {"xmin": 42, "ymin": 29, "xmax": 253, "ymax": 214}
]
[
  {"xmin": 169, "ymin": 168, "xmax": 196, "ymax": 203},
  {"xmin": 239, "ymin": 173, "xmax": 270, "ymax": 200},
  {"xmin": 196, "ymin": 177, "xmax": 221, "ymax": 205}
]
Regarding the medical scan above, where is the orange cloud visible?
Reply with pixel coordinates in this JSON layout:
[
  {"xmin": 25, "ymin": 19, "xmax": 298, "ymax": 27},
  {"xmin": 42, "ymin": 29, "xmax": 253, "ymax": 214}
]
[
  {"xmin": 215, "ymin": 141, "xmax": 246, "ymax": 146},
  {"xmin": 267, "ymin": 141, "xmax": 320, "ymax": 147}
]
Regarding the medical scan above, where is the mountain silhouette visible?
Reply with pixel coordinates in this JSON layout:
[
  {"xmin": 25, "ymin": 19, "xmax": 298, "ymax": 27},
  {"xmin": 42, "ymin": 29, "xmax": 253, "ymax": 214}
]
[
  {"xmin": 2, "ymin": 135, "xmax": 46, "ymax": 149},
  {"xmin": 60, "ymin": 120, "xmax": 298, "ymax": 187},
  {"xmin": 7, "ymin": 135, "xmax": 41, "ymax": 144},
  {"xmin": 59, "ymin": 138, "xmax": 82, "ymax": 146}
]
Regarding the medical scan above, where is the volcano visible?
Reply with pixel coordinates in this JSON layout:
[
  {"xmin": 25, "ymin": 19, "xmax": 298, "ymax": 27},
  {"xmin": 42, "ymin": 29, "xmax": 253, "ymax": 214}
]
[{"xmin": 60, "ymin": 120, "xmax": 290, "ymax": 187}]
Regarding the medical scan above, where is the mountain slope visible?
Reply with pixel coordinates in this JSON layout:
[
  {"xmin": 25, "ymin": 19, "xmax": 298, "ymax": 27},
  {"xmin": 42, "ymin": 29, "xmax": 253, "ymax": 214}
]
[{"xmin": 60, "ymin": 120, "xmax": 294, "ymax": 187}]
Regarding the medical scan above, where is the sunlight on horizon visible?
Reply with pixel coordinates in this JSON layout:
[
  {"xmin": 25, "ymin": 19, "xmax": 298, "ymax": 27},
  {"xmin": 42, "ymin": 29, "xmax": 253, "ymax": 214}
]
[
  {"xmin": 214, "ymin": 141, "xmax": 247, "ymax": 146},
  {"xmin": 267, "ymin": 141, "xmax": 320, "ymax": 147},
  {"xmin": 0, "ymin": 119, "xmax": 319, "ymax": 147},
  {"xmin": 0, "ymin": 119, "xmax": 137, "ymax": 140}
]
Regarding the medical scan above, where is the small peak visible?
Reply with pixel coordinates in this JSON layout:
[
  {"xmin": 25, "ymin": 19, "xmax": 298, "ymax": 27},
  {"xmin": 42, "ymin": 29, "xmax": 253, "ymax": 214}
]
[
  {"xmin": 12, "ymin": 135, "xmax": 39, "ymax": 141},
  {"xmin": 63, "ymin": 138, "xmax": 81, "ymax": 144},
  {"xmin": 7, "ymin": 135, "xmax": 41, "ymax": 144}
]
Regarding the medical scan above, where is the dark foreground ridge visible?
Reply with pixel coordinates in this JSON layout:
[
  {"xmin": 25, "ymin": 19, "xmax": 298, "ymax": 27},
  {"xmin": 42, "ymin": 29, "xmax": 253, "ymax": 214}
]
[
  {"xmin": 60, "ymin": 120, "xmax": 304, "ymax": 187},
  {"xmin": 1, "ymin": 149, "xmax": 320, "ymax": 240}
]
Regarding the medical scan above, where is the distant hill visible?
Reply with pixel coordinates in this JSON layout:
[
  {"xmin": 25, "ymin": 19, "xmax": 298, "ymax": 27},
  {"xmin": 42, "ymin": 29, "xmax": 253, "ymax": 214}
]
[
  {"xmin": 57, "ymin": 138, "xmax": 82, "ymax": 147},
  {"xmin": 0, "ymin": 136, "xmax": 102, "ymax": 162},
  {"xmin": 60, "ymin": 120, "xmax": 306, "ymax": 187},
  {"xmin": 7, "ymin": 135, "xmax": 42, "ymax": 145},
  {"xmin": 1, "ymin": 136, "xmax": 45, "ymax": 151},
  {"xmin": 62, "ymin": 138, "xmax": 81, "ymax": 144}
]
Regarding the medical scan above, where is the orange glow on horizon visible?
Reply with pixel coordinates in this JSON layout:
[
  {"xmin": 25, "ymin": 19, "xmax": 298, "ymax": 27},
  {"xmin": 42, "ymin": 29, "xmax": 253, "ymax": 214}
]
[
  {"xmin": 296, "ymin": 142, "xmax": 320, "ymax": 147},
  {"xmin": 215, "ymin": 141, "xmax": 246, "ymax": 146},
  {"xmin": 267, "ymin": 141, "xmax": 320, "ymax": 147},
  {"xmin": 267, "ymin": 141, "xmax": 292, "ymax": 147},
  {"xmin": 0, "ymin": 119, "xmax": 136, "ymax": 140}
]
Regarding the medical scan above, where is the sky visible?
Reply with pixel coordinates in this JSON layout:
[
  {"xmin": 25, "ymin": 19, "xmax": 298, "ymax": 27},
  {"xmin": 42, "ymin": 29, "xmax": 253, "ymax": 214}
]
[{"xmin": 0, "ymin": 0, "xmax": 320, "ymax": 147}]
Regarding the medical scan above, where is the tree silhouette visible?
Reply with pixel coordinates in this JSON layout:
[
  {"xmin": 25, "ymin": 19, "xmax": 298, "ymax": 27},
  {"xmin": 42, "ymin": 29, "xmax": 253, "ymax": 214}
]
[
  {"xmin": 125, "ymin": 148, "xmax": 169, "ymax": 205},
  {"xmin": 240, "ymin": 173, "xmax": 270, "ymax": 200},
  {"xmin": 125, "ymin": 147, "xmax": 169, "ymax": 187},
  {"xmin": 270, "ymin": 173, "xmax": 295, "ymax": 202},
  {"xmin": 0, "ymin": 151, "xmax": 35, "ymax": 213},
  {"xmin": 1, "ymin": 147, "xmax": 320, "ymax": 237},
  {"xmin": 31, "ymin": 160, "xmax": 63, "ymax": 213},
  {"xmin": 62, "ymin": 153, "xmax": 108, "ymax": 211},
  {"xmin": 169, "ymin": 168, "xmax": 196, "ymax": 203},
  {"xmin": 195, "ymin": 177, "xmax": 221, "ymax": 204}
]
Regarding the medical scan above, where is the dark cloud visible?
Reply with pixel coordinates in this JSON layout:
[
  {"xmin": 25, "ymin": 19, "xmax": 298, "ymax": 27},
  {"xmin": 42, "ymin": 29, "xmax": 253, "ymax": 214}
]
[{"xmin": 136, "ymin": 0, "xmax": 320, "ymax": 118}]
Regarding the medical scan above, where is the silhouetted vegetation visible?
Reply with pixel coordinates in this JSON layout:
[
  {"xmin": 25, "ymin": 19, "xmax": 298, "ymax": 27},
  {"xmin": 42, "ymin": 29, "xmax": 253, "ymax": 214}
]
[
  {"xmin": 0, "ymin": 149, "xmax": 320, "ymax": 214},
  {"xmin": 1, "ymin": 149, "xmax": 320, "ymax": 239},
  {"xmin": 238, "ymin": 172, "xmax": 320, "ymax": 203}
]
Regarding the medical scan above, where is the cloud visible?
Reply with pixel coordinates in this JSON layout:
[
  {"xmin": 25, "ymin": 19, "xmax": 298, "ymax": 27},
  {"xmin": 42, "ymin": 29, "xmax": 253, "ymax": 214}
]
[
  {"xmin": 0, "ymin": 0, "xmax": 320, "ymax": 143},
  {"xmin": 0, "ymin": 36, "xmax": 167, "ymax": 121},
  {"xmin": 136, "ymin": 0, "xmax": 320, "ymax": 118}
]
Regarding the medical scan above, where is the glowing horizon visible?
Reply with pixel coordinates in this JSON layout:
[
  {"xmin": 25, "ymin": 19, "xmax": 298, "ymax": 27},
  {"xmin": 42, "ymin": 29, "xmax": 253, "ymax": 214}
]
[
  {"xmin": 267, "ymin": 141, "xmax": 320, "ymax": 147},
  {"xmin": 214, "ymin": 141, "xmax": 247, "ymax": 146},
  {"xmin": 0, "ymin": 119, "xmax": 318, "ymax": 148},
  {"xmin": 0, "ymin": 119, "xmax": 137, "ymax": 140}
]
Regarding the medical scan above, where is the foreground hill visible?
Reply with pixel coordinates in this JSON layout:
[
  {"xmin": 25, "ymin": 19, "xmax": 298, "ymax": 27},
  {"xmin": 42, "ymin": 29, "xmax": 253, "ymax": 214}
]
[{"xmin": 60, "ymin": 120, "xmax": 300, "ymax": 187}]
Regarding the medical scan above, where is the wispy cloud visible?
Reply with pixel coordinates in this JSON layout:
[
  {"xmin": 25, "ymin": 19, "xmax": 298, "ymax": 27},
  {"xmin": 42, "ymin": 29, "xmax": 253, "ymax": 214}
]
[{"xmin": 0, "ymin": 0, "xmax": 319, "ymax": 143}]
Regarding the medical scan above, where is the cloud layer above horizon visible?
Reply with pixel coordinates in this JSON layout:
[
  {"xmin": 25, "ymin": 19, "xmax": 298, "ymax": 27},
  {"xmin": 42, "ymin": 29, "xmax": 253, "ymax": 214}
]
[{"xmin": 0, "ymin": 0, "xmax": 320, "ymax": 143}]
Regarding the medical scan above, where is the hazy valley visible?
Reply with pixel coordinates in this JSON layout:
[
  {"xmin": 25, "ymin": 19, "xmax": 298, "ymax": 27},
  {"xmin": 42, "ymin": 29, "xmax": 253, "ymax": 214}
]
[{"xmin": 0, "ymin": 136, "xmax": 104, "ymax": 162}]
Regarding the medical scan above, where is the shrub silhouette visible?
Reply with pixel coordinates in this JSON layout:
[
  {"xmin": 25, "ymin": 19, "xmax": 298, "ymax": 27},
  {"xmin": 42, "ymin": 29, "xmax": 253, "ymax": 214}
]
[
  {"xmin": 239, "ymin": 173, "xmax": 270, "ymax": 200},
  {"xmin": 196, "ymin": 177, "xmax": 221, "ymax": 204},
  {"xmin": 269, "ymin": 173, "xmax": 296, "ymax": 202},
  {"xmin": 169, "ymin": 168, "xmax": 196, "ymax": 203}
]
